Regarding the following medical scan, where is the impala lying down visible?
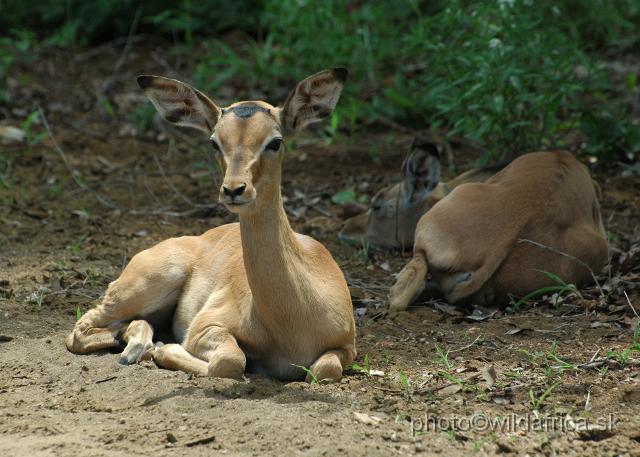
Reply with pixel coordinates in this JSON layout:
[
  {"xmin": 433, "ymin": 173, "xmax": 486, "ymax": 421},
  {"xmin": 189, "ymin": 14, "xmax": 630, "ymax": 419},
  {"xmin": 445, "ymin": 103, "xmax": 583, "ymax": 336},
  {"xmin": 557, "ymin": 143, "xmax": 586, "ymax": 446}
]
[
  {"xmin": 66, "ymin": 69, "xmax": 356, "ymax": 382},
  {"xmin": 388, "ymin": 150, "xmax": 609, "ymax": 311},
  {"xmin": 339, "ymin": 138, "xmax": 507, "ymax": 249}
]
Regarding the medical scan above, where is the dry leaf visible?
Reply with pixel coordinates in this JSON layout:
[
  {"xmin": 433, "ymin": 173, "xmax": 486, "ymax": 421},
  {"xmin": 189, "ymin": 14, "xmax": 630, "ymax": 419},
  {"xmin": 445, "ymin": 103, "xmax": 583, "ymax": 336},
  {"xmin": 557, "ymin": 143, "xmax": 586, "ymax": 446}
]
[
  {"xmin": 480, "ymin": 365, "xmax": 497, "ymax": 388},
  {"xmin": 353, "ymin": 412, "xmax": 383, "ymax": 425}
]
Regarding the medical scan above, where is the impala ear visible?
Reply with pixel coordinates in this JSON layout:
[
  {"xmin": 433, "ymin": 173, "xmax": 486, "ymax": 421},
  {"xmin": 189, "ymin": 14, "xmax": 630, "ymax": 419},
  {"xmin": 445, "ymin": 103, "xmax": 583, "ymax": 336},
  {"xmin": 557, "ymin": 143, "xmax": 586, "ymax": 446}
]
[
  {"xmin": 137, "ymin": 75, "xmax": 221, "ymax": 134},
  {"xmin": 280, "ymin": 68, "xmax": 347, "ymax": 132},
  {"xmin": 401, "ymin": 138, "xmax": 441, "ymax": 206}
]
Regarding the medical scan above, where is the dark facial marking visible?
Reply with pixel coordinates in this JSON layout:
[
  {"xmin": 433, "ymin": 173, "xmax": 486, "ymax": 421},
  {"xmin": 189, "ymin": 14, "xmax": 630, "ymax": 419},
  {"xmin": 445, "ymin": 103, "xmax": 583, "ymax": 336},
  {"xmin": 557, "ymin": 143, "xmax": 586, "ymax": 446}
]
[{"xmin": 225, "ymin": 103, "xmax": 270, "ymax": 119}]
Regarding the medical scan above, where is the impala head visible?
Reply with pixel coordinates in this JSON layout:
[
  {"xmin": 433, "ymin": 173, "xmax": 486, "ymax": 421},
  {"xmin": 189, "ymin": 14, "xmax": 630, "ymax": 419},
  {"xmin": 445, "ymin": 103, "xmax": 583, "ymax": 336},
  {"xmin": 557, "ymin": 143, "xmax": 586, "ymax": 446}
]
[
  {"xmin": 339, "ymin": 138, "xmax": 444, "ymax": 249},
  {"xmin": 137, "ymin": 68, "xmax": 347, "ymax": 213}
]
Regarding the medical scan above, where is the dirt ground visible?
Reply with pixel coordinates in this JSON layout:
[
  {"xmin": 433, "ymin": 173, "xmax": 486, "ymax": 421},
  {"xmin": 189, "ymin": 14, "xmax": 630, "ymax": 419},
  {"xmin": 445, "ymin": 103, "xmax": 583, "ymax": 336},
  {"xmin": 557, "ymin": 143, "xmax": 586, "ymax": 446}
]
[{"xmin": 1, "ymin": 45, "xmax": 640, "ymax": 456}]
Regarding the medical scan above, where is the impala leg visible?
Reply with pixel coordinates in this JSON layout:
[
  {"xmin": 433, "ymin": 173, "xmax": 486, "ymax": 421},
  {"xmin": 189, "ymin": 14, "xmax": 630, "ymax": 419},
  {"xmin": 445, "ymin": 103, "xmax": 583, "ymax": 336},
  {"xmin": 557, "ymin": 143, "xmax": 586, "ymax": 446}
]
[
  {"xmin": 151, "ymin": 344, "xmax": 209, "ymax": 376},
  {"xmin": 66, "ymin": 237, "xmax": 197, "ymax": 361},
  {"xmin": 152, "ymin": 313, "xmax": 246, "ymax": 379},
  {"xmin": 308, "ymin": 346, "xmax": 356, "ymax": 383},
  {"xmin": 188, "ymin": 324, "xmax": 247, "ymax": 379},
  {"xmin": 388, "ymin": 251, "xmax": 428, "ymax": 313},
  {"xmin": 119, "ymin": 320, "xmax": 155, "ymax": 365}
]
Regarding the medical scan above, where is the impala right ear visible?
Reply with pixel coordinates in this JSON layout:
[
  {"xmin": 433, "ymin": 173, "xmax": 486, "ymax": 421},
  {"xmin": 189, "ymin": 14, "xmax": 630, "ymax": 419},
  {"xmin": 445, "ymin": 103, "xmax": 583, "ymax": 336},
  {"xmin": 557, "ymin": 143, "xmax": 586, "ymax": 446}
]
[
  {"xmin": 137, "ymin": 75, "xmax": 221, "ymax": 134},
  {"xmin": 400, "ymin": 138, "xmax": 441, "ymax": 206},
  {"xmin": 280, "ymin": 68, "xmax": 348, "ymax": 132}
]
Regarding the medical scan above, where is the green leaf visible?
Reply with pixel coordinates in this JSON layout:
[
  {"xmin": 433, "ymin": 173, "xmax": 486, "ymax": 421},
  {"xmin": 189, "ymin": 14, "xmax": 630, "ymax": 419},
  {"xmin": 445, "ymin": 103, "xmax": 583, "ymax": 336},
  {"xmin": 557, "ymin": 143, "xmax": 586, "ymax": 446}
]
[{"xmin": 331, "ymin": 190, "xmax": 356, "ymax": 206}]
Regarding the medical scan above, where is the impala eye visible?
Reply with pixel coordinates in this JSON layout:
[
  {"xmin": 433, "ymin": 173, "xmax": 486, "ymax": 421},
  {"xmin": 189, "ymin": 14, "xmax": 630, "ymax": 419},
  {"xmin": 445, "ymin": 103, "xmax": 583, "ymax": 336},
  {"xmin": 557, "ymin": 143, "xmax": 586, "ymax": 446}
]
[
  {"xmin": 371, "ymin": 198, "xmax": 384, "ymax": 212},
  {"xmin": 210, "ymin": 139, "xmax": 221, "ymax": 152},
  {"xmin": 265, "ymin": 138, "xmax": 282, "ymax": 151}
]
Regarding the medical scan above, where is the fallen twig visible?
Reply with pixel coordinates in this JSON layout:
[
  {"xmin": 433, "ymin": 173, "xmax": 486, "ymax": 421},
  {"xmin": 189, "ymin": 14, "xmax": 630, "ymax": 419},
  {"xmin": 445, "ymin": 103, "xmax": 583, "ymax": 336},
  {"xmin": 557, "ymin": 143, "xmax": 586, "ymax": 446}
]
[
  {"xmin": 624, "ymin": 290, "xmax": 639, "ymax": 319},
  {"xmin": 38, "ymin": 106, "xmax": 120, "ymax": 210},
  {"xmin": 579, "ymin": 357, "xmax": 640, "ymax": 369},
  {"xmin": 449, "ymin": 335, "xmax": 482, "ymax": 353},
  {"xmin": 185, "ymin": 435, "xmax": 217, "ymax": 447}
]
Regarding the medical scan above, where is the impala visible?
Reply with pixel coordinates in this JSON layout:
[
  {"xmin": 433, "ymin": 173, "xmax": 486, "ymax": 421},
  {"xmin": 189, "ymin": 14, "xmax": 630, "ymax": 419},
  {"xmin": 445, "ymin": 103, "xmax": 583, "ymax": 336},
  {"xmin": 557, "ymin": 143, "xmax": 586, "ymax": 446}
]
[
  {"xmin": 66, "ymin": 69, "xmax": 356, "ymax": 382},
  {"xmin": 388, "ymin": 150, "xmax": 608, "ymax": 311},
  {"xmin": 339, "ymin": 137, "xmax": 506, "ymax": 249}
]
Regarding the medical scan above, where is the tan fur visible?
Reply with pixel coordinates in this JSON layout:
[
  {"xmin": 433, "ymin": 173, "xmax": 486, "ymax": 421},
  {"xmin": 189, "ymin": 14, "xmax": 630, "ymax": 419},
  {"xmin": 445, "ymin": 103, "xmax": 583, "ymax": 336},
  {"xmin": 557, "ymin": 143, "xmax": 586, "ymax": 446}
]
[
  {"xmin": 388, "ymin": 151, "xmax": 608, "ymax": 311},
  {"xmin": 66, "ymin": 69, "xmax": 356, "ymax": 382}
]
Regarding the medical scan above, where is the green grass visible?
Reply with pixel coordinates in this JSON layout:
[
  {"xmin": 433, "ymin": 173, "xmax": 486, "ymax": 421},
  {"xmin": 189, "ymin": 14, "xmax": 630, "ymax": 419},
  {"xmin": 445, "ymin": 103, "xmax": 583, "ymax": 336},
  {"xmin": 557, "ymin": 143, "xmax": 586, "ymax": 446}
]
[
  {"xmin": 511, "ymin": 270, "xmax": 580, "ymax": 312},
  {"xmin": 434, "ymin": 343, "xmax": 452, "ymax": 369},
  {"xmin": 398, "ymin": 370, "xmax": 411, "ymax": 392},
  {"xmin": 529, "ymin": 381, "xmax": 561, "ymax": 412},
  {"xmin": 349, "ymin": 354, "xmax": 371, "ymax": 376},
  {"xmin": 290, "ymin": 363, "xmax": 318, "ymax": 384}
]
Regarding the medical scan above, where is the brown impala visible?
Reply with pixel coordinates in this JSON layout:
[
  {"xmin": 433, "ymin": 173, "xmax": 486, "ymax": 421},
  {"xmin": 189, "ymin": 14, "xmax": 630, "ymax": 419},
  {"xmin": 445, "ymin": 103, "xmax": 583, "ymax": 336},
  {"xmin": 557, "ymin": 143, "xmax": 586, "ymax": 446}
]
[{"xmin": 387, "ymin": 149, "xmax": 608, "ymax": 311}]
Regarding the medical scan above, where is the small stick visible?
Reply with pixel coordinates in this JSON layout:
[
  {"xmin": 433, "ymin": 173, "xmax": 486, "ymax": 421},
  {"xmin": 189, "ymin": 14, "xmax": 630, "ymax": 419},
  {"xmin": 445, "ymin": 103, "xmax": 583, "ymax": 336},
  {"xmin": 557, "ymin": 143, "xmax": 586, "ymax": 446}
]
[
  {"xmin": 153, "ymin": 151, "xmax": 197, "ymax": 207},
  {"xmin": 623, "ymin": 290, "xmax": 639, "ymax": 319},
  {"xmin": 112, "ymin": 7, "xmax": 142, "ymax": 76},
  {"xmin": 38, "ymin": 106, "xmax": 120, "ymax": 210},
  {"xmin": 185, "ymin": 435, "xmax": 217, "ymax": 447},
  {"xmin": 449, "ymin": 335, "xmax": 482, "ymax": 353}
]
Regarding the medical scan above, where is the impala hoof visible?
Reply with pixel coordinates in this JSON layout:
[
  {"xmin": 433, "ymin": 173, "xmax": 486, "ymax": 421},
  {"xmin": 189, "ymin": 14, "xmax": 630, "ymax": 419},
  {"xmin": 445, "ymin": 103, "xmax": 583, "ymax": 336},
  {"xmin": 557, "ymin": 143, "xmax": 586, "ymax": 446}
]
[{"xmin": 118, "ymin": 341, "xmax": 154, "ymax": 365}]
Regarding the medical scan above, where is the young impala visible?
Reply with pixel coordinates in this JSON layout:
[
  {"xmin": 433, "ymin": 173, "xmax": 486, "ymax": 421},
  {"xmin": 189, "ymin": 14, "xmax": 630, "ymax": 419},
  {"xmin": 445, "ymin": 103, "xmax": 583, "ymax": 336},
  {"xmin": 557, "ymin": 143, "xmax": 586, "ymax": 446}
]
[
  {"xmin": 66, "ymin": 69, "xmax": 356, "ymax": 382},
  {"xmin": 388, "ymin": 150, "xmax": 609, "ymax": 312},
  {"xmin": 339, "ymin": 138, "xmax": 507, "ymax": 249}
]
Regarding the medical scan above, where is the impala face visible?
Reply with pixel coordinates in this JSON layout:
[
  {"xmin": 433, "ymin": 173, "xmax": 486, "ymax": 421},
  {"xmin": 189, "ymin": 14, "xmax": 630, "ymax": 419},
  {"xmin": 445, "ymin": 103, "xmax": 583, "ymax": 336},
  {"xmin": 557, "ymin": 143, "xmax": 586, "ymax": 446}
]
[
  {"xmin": 339, "ymin": 139, "xmax": 443, "ymax": 249},
  {"xmin": 211, "ymin": 101, "xmax": 284, "ymax": 213},
  {"xmin": 137, "ymin": 68, "xmax": 347, "ymax": 215}
]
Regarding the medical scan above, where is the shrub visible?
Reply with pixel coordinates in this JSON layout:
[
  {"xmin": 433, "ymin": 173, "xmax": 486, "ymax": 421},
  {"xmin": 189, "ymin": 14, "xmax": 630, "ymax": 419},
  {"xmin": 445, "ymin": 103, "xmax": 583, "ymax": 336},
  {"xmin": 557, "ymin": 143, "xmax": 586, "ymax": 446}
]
[{"xmin": 197, "ymin": 0, "xmax": 628, "ymax": 158}]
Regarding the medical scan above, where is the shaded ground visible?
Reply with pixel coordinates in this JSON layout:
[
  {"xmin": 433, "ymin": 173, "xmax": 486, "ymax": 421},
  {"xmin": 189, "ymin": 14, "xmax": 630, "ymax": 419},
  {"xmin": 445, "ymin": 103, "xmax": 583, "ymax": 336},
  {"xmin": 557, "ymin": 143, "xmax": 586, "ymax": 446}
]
[{"xmin": 1, "ymin": 44, "xmax": 640, "ymax": 456}]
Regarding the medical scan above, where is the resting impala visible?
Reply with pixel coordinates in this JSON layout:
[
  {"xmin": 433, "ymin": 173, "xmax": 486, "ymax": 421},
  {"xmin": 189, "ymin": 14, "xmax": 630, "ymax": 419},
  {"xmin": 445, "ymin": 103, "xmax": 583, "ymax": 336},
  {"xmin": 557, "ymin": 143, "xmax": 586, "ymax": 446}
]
[
  {"xmin": 66, "ymin": 69, "xmax": 356, "ymax": 382},
  {"xmin": 388, "ymin": 150, "xmax": 609, "ymax": 312},
  {"xmin": 339, "ymin": 137, "xmax": 507, "ymax": 249}
]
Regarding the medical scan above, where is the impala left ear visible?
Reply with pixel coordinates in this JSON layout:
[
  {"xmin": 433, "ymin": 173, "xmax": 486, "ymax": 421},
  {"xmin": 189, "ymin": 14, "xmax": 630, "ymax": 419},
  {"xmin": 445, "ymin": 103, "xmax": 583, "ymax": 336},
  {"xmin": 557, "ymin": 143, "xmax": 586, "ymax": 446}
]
[
  {"xmin": 137, "ymin": 75, "xmax": 221, "ymax": 134},
  {"xmin": 401, "ymin": 138, "xmax": 441, "ymax": 206},
  {"xmin": 280, "ymin": 68, "xmax": 347, "ymax": 132}
]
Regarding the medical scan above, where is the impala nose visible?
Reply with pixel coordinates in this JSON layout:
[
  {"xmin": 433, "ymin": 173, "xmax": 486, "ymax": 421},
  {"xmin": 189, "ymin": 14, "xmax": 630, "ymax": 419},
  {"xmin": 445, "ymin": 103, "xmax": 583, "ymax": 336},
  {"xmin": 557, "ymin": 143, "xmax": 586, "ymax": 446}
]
[{"xmin": 222, "ymin": 183, "xmax": 247, "ymax": 198}]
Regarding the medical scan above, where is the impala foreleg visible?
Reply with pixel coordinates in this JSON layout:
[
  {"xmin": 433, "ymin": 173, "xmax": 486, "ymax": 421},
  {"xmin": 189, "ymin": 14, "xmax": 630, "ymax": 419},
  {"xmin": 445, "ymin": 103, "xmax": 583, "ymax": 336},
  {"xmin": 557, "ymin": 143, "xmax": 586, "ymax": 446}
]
[
  {"xmin": 66, "ymin": 236, "xmax": 197, "ymax": 358},
  {"xmin": 119, "ymin": 319, "xmax": 155, "ymax": 365},
  {"xmin": 151, "ymin": 344, "xmax": 209, "ymax": 376},
  {"xmin": 388, "ymin": 251, "xmax": 428, "ymax": 313}
]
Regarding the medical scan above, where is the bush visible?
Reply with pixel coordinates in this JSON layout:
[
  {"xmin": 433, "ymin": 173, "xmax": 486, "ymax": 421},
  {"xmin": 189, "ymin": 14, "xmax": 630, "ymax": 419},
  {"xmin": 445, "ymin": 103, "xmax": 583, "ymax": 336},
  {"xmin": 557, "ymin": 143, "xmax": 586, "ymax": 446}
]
[
  {"xmin": 0, "ymin": 0, "xmax": 262, "ymax": 46},
  {"xmin": 1, "ymin": 0, "xmax": 638, "ymax": 162},
  {"xmin": 197, "ymin": 0, "xmax": 632, "ymax": 158}
]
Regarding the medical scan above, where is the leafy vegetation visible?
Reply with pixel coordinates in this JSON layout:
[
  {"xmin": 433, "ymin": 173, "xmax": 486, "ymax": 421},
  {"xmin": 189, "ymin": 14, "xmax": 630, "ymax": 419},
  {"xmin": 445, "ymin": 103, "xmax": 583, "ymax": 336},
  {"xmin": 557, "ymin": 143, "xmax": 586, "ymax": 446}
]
[{"xmin": 1, "ymin": 0, "xmax": 639, "ymax": 162}]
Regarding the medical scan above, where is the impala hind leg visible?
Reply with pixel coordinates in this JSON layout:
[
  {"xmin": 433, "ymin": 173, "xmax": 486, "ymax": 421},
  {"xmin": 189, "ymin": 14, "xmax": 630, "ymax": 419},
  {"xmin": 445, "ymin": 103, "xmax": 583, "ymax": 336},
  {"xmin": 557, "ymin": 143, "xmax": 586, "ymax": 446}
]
[
  {"xmin": 388, "ymin": 251, "xmax": 428, "ymax": 313},
  {"xmin": 66, "ymin": 237, "xmax": 198, "ymax": 361},
  {"xmin": 308, "ymin": 346, "xmax": 356, "ymax": 383}
]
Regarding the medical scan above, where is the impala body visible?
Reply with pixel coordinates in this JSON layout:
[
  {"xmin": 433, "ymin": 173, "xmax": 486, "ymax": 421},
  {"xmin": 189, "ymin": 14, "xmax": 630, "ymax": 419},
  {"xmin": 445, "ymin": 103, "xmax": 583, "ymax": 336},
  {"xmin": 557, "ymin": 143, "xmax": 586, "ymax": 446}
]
[
  {"xmin": 339, "ymin": 138, "xmax": 506, "ymax": 249},
  {"xmin": 66, "ymin": 69, "xmax": 356, "ymax": 382},
  {"xmin": 388, "ymin": 150, "xmax": 609, "ymax": 311}
]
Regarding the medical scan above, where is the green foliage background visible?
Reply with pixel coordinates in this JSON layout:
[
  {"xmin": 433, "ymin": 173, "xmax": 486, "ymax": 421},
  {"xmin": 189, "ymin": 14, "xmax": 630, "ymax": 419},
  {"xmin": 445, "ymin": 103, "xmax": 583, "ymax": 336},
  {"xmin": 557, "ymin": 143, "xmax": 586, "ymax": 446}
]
[{"xmin": 1, "ymin": 0, "xmax": 639, "ymax": 161}]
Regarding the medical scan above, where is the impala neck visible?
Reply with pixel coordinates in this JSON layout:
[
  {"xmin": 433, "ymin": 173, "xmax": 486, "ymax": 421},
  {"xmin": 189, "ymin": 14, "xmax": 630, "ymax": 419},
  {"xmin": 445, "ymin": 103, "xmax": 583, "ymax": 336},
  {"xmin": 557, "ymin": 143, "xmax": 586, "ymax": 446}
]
[{"xmin": 238, "ymin": 177, "xmax": 303, "ymax": 316}]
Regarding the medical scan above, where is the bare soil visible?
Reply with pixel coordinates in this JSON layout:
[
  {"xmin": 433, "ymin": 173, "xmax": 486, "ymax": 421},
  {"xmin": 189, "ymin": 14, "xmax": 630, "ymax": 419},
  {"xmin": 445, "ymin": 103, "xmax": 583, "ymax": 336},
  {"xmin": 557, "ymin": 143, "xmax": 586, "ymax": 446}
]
[{"xmin": 1, "ymin": 45, "xmax": 639, "ymax": 456}]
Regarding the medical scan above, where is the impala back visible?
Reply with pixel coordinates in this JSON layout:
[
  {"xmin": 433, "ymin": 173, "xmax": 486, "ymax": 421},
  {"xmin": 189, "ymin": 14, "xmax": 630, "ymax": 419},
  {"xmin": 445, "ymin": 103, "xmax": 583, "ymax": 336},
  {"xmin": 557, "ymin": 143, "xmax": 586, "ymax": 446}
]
[{"xmin": 414, "ymin": 151, "xmax": 608, "ymax": 305}]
